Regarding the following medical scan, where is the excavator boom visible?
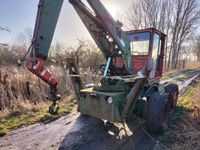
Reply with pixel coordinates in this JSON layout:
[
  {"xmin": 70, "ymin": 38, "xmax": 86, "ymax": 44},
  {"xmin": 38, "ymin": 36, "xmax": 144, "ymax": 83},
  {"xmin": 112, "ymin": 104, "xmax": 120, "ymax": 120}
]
[{"xmin": 32, "ymin": 0, "xmax": 63, "ymax": 59}]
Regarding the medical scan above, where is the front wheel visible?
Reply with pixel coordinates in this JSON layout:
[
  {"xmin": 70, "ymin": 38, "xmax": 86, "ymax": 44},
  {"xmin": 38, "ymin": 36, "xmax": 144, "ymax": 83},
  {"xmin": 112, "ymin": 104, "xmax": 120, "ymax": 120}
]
[
  {"xmin": 165, "ymin": 83, "xmax": 179, "ymax": 114},
  {"xmin": 146, "ymin": 92, "xmax": 170, "ymax": 134}
]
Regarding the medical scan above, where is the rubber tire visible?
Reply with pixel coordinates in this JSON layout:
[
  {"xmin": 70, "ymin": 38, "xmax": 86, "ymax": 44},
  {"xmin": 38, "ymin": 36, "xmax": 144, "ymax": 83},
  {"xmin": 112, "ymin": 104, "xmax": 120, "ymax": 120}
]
[
  {"xmin": 165, "ymin": 83, "xmax": 179, "ymax": 113},
  {"xmin": 49, "ymin": 104, "xmax": 59, "ymax": 115},
  {"xmin": 146, "ymin": 92, "xmax": 170, "ymax": 134}
]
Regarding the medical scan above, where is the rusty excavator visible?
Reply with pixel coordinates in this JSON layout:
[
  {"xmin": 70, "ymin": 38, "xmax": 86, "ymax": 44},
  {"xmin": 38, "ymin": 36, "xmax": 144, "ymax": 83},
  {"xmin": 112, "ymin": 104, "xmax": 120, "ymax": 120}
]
[{"xmin": 19, "ymin": 0, "xmax": 179, "ymax": 134}]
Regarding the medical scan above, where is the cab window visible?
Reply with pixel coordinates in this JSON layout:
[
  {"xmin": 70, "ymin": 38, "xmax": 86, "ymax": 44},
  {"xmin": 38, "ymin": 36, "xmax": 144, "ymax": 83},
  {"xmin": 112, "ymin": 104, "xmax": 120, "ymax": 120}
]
[{"xmin": 128, "ymin": 32, "xmax": 150, "ymax": 55}]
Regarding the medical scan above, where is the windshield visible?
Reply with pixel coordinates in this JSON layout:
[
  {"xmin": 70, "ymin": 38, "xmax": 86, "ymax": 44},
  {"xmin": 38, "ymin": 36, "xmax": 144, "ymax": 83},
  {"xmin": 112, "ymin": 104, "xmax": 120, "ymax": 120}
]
[{"xmin": 128, "ymin": 32, "xmax": 150, "ymax": 55}]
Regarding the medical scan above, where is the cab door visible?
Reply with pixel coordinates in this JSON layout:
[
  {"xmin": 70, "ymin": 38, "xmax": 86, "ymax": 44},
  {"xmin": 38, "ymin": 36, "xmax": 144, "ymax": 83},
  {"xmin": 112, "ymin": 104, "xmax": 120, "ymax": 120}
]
[{"xmin": 149, "ymin": 33, "xmax": 160, "ymax": 79}]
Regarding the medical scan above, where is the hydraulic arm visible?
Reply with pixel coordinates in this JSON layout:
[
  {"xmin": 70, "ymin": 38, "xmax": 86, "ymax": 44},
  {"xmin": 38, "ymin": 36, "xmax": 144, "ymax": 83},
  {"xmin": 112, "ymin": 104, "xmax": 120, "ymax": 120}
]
[{"xmin": 23, "ymin": 0, "xmax": 64, "ymax": 111}]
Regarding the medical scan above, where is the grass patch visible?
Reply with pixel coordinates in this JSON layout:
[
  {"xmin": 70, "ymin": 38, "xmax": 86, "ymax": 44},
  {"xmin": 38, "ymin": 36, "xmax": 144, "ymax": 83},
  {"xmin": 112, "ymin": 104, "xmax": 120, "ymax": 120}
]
[
  {"xmin": 175, "ymin": 75, "xmax": 190, "ymax": 81},
  {"xmin": 175, "ymin": 73, "xmax": 194, "ymax": 82},
  {"xmin": 173, "ymin": 107, "xmax": 187, "ymax": 118},
  {"xmin": 159, "ymin": 129, "xmax": 174, "ymax": 143},
  {"xmin": 0, "ymin": 102, "xmax": 77, "ymax": 137},
  {"xmin": 161, "ymin": 70, "xmax": 183, "ymax": 80},
  {"xmin": 161, "ymin": 69, "xmax": 196, "ymax": 81},
  {"xmin": 170, "ymin": 86, "xmax": 196, "ymax": 121},
  {"xmin": 179, "ymin": 87, "xmax": 195, "ymax": 108}
]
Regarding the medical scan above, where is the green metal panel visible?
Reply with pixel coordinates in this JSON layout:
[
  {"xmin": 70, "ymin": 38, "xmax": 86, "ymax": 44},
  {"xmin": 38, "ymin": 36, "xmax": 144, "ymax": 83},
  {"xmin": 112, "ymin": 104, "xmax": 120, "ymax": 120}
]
[
  {"xmin": 34, "ymin": 0, "xmax": 63, "ymax": 59},
  {"xmin": 79, "ymin": 88, "xmax": 127, "ymax": 122}
]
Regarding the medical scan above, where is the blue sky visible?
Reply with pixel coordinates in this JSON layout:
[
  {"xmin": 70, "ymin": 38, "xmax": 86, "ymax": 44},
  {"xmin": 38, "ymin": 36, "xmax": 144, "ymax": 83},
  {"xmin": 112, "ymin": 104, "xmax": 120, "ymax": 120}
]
[{"xmin": 0, "ymin": 0, "xmax": 130, "ymax": 45}]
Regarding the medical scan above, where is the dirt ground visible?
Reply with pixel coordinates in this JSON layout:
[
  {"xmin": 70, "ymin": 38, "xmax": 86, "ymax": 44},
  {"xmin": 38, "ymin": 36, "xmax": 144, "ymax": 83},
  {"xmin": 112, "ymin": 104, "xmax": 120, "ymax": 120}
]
[{"xmin": 0, "ymin": 69, "xmax": 200, "ymax": 150}]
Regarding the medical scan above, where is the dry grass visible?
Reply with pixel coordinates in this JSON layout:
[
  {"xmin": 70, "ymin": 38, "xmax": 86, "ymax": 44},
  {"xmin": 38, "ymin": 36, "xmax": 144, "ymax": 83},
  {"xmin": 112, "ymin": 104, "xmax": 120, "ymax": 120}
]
[
  {"xmin": 0, "ymin": 65, "xmax": 73, "ymax": 112},
  {"xmin": 0, "ymin": 66, "xmax": 48, "ymax": 112},
  {"xmin": 161, "ymin": 61, "xmax": 200, "ymax": 81},
  {"xmin": 185, "ymin": 62, "xmax": 200, "ymax": 69}
]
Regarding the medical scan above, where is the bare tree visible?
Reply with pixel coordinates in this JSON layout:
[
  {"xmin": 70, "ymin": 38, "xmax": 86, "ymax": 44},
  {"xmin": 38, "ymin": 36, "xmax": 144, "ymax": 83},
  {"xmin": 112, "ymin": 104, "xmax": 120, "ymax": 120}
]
[
  {"xmin": 65, "ymin": 39, "xmax": 104, "ymax": 72},
  {"xmin": 0, "ymin": 26, "xmax": 11, "ymax": 46},
  {"xmin": 49, "ymin": 41, "xmax": 65, "ymax": 58},
  {"xmin": 170, "ymin": 0, "xmax": 200, "ymax": 69},
  {"xmin": 122, "ymin": 0, "xmax": 200, "ymax": 70},
  {"xmin": 0, "ymin": 26, "xmax": 11, "ymax": 32},
  {"xmin": 50, "ymin": 39, "xmax": 104, "ymax": 73},
  {"xmin": 123, "ymin": 0, "xmax": 173, "ymax": 71},
  {"xmin": 192, "ymin": 35, "xmax": 200, "ymax": 61},
  {"xmin": 13, "ymin": 28, "xmax": 33, "ymax": 47},
  {"xmin": 123, "ymin": 0, "xmax": 172, "ymax": 32}
]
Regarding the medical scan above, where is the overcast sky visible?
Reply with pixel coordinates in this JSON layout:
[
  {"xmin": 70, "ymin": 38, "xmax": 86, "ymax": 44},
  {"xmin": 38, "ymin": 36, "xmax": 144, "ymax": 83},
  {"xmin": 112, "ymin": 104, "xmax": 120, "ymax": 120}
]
[{"xmin": 0, "ymin": 0, "xmax": 131, "ymax": 46}]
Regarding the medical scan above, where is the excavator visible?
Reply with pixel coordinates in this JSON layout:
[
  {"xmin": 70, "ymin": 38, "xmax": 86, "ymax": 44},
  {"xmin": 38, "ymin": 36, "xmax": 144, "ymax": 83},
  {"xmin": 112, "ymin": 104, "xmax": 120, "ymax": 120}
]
[{"xmin": 19, "ymin": 0, "xmax": 179, "ymax": 134}]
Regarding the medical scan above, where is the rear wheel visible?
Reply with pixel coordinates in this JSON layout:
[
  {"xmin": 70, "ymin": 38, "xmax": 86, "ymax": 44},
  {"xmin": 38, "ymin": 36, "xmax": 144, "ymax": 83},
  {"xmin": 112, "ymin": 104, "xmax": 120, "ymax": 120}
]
[
  {"xmin": 165, "ymin": 83, "xmax": 179, "ymax": 113},
  {"xmin": 146, "ymin": 92, "xmax": 170, "ymax": 134}
]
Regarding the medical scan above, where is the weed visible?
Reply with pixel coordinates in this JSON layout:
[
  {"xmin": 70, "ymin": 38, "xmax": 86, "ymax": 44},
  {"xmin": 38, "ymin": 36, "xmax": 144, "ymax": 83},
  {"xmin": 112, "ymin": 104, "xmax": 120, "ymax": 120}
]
[
  {"xmin": 160, "ymin": 129, "xmax": 174, "ymax": 143},
  {"xmin": 40, "ymin": 114, "xmax": 59, "ymax": 124},
  {"xmin": 179, "ymin": 87, "xmax": 195, "ymax": 108},
  {"xmin": 174, "ymin": 107, "xmax": 186, "ymax": 118},
  {"xmin": 175, "ymin": 75, "xmax": 190, "ymax": 81}
]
